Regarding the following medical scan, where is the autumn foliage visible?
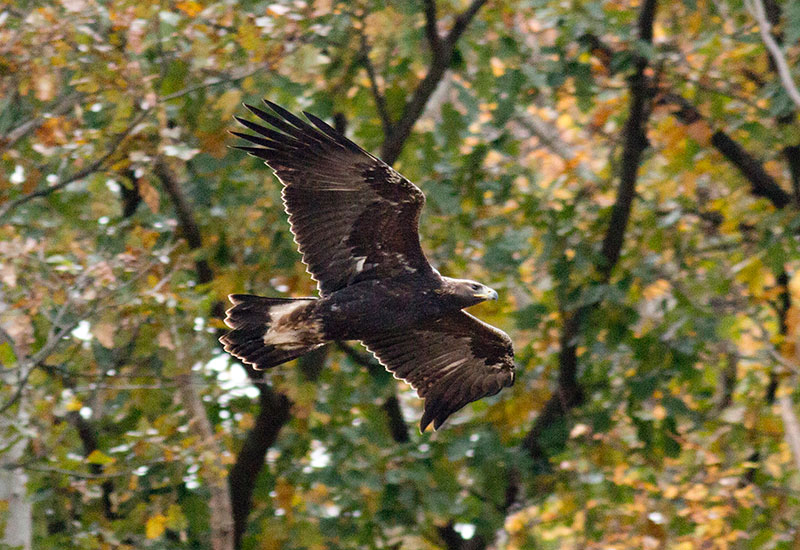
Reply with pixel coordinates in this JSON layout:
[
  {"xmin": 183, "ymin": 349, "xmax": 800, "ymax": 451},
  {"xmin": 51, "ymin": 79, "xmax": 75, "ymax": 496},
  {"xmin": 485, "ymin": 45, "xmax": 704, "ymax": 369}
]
[{"xmin": 2, "ymin": 0, "xmax": 800, "ymax": 549}]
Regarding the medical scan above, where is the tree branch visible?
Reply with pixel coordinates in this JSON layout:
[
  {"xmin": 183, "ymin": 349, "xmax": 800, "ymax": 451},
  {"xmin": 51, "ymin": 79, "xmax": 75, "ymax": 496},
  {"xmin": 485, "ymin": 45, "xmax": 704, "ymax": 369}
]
[
  {"xmin": 380, "ymin": 0, "xmax": 488, "ymax": 165},
  {"xmin": 153, "ymin": 157, "xmax": 215, "ymax": 285},
  {"xmin": 358, "ymin": 28, "xmax": 393, "ymax": 139},
  {"xmin": 521, "ymin": 0, "xmax": 658, "ymax": 466},
  {"xmin": 0, "ymin": 110, "xmax": 147, "ymax": 221},
  {"xmin": 660, "ymin": 93, "xmax": 792, "ymax": 209},
  {"xmin": 228, "ymin": 378, "xmax": 291, "ymax": 548},
  {"xmin": 422, "ymin": 0, "xmax": 442, "ymax": 57},
  {"xmin": 337, "ymin": 342, "xmax": 410, "ymax": 442},
  {"xmin": 746, "ymin": 0, "xmax": 800, "ymax": 109},
  {"xmin": 0, "ymin": 91, "xmax": 82, "ymax": 153}
]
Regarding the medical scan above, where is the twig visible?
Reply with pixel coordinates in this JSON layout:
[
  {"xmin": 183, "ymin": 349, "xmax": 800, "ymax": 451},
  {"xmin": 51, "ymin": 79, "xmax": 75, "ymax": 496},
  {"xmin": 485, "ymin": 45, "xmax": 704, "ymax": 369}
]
[
  {"xmin": 358, "ymin": 22, "xmax": 393, "ymax": 138},
  {"xmin": 746, "ymin": 0, "xmax": 800, "ymax": 109},
  {"xmin": 1, "ymin": 92, "xmax": 83, "ymax": 152},
  {"xmin": 0, "ymin": 110, "xmax": 148, "ymax": 221},
  {"xmin": 159, "ymin": 64, "xmax": 269, "ymax": 103}
]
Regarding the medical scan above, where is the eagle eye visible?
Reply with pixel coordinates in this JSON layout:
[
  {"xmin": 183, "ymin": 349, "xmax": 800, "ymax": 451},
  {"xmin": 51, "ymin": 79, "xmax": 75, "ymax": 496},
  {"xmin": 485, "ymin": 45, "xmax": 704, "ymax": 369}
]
[{"xmin": 470, "ymin": 283, "xmax": 481, "ymax": 291}]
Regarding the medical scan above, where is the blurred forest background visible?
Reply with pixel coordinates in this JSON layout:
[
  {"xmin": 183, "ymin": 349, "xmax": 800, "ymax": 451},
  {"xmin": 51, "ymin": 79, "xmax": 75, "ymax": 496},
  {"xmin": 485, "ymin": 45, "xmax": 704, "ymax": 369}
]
[{"xmin": 2, "ymin": 0, "xmax": 800, "ymax": 548}]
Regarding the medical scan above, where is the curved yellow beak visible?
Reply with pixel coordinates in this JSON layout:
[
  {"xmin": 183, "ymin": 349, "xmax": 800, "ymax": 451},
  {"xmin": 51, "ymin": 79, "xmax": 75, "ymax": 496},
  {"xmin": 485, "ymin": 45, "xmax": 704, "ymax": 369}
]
[{"xmin": 475, "ymin": 287, "xmax": 498, "ymax": 301}]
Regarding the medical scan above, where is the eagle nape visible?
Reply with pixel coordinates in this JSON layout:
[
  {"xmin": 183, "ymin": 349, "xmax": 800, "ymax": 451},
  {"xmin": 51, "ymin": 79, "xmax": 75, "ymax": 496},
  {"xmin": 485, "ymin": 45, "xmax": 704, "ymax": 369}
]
[{"xmin": 220, "ymin": 100, "xmax": 516, "ymax": 431}]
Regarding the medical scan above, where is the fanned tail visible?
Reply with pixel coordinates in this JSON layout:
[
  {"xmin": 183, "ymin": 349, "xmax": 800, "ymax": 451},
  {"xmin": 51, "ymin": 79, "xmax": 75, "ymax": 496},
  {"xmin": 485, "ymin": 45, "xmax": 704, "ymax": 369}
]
[{"xmin": 219, "ymin": 294, "xmax": 321, "ymax": 370}]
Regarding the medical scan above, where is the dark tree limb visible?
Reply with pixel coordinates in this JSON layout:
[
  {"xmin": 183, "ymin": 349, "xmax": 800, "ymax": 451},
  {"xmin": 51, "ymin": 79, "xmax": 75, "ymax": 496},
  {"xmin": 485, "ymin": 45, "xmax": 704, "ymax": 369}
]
[
  {"xmin": 784, "ymin": 144, "xmax": 800, "ymax": 207},
  {"xmin": 358, "ymin": 25, "xmax": 393, "ymax": 139},
  {"xmin": 153, "ymin": 157, "xmax": 215, "ymax": 285},
  {"xmin": 660, "ymin": 93, "xmax": 792, "ymax": 209},
  {"xmin": 521, "ymin": 0, "xmax": 659, "ymax": 466},
  {"xmin": 337, "ymin": 342, "xmax": 410, "ymax": 442},
  {"xmin": 380, "ymin": 0, "xmax": 488, "ymax": 165},
  {"xmin": 437, "ymin": 521, "xmax": 486, "ymax": 550},
  {"xmin": 68, "ymin": 412, "xmax": 118, "ymax": 520},
  {"xmin": 228, "ymin": 379, "xmax": 291, "ymax": 548}
]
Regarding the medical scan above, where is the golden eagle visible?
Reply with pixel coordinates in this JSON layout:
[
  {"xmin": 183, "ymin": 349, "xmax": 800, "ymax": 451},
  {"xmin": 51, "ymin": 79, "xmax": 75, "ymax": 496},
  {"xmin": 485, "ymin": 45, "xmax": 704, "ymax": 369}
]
[{"xmin": 220, "ymin": 101, "xmax": 515, "ymax": 431}]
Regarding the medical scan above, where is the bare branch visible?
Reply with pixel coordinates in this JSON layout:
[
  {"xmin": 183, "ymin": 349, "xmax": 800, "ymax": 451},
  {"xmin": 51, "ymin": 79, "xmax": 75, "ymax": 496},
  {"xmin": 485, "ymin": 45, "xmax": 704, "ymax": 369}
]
[
  {"xmin": 746, "ymin": 0, "xmax": 800, "ymax": 109},
  {"xmin": 0, "ymin": 92, "xmax": 83, "ymax": 153},
  {"xmin": 0, "ymin": 110, "xmax": 148, "ymax": 221}
]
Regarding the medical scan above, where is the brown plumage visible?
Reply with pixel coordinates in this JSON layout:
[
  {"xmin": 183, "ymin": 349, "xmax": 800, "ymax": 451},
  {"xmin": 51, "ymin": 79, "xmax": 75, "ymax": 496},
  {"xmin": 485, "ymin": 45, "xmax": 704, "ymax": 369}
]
[{"xmin": 220, "ymin": 100, "xmax": 515, "ymax": 431}]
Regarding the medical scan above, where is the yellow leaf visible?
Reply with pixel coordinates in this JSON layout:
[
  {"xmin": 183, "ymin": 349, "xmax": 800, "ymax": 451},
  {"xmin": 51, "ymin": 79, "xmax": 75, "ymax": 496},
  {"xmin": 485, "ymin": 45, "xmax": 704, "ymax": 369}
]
[
  {"xmin": 214, "ymin": 89, "xmax": 242, "ymax": 119},
  {"xmin": 93, "ymin": 322, "xmax": 115, "ymax": 348},
  {"xmin": 643, "ymin": 279, "xmax": 671, "ymax": 301},
  {"xmin": 138, "ymin": 180, "xmax": 160, "ymax": 213},
  {"xmin": 146, "ymin": 514, "xmax": 167, "ymax": 539},
  {"xmin": 65, "ymin": 397, "xmax": 83, "ymax": 412},
  {"xmin": 86, "ymin": 449, "xmax": 115, "ymax": 465},
  {"xmin": 490, "ymin": 57, "xmax": 505, "ymax": 77},
  {"xmin": 176, "ymin": 0, "xmax": 202, "ymax": 16},
  {"xmin": 165, "ymin": 504, "xmax": 188, "ymax": 531}
]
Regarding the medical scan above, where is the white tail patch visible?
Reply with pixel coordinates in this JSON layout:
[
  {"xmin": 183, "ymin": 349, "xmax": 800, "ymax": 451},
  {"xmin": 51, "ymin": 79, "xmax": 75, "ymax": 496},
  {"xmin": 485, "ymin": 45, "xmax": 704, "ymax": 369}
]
[
  {"xmin": 267, "ymin": 300, "xmax": 312, "ymax": 322},
  {"xmin": 264, "ymin": 300, "xmax": 318, "ymax": 347}
]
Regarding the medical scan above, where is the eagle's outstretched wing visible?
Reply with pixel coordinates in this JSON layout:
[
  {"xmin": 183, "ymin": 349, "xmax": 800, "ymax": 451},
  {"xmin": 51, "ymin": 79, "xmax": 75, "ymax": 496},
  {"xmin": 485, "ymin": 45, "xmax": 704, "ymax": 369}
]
[
  {"xmin": 233, "ymin": 101, "xmax": 433, "ymax": 296},
  {"xmin": 362, "ymin": 311, "xmax": 516, "ymax": 431}
]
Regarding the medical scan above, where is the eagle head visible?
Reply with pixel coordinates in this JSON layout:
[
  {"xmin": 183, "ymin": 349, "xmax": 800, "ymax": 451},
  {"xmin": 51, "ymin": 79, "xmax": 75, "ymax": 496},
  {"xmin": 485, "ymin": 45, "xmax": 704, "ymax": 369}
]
[{"xmin": 440, "ymin": 277, "xmax": 498, "ymax": 308}]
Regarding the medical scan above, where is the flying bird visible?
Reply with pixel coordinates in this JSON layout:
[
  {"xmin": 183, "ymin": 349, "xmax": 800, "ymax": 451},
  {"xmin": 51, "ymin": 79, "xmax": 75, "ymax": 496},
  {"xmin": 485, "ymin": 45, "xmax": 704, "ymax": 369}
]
[{"xmin": 220, "ymin": 100, "xmax": 515, "ymax": 431}]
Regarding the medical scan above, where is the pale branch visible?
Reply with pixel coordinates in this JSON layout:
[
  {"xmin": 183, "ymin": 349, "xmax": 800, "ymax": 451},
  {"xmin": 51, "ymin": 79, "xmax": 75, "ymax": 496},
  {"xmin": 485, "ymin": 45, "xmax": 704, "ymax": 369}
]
[
  {"xmin": 746, "ymin": 0, "xmax": 800, "ymax": 110},
  {"xmin": 515, "ymin": 108, "xmax": 577, "ymax": 162},
  {"xmin": 381, "ymin": 0, "xmax": 488, "ymax": 165},
  {"xmin": 173, "ymin": 322, "xmax": 235, "ymax": 550},
  {"xmin": 0, "ymin": 110, "xmax": 147, "ymax": 221},
  {"xmin": 778, "ymin": 395, "xmax": 800, "ymax": 472}
]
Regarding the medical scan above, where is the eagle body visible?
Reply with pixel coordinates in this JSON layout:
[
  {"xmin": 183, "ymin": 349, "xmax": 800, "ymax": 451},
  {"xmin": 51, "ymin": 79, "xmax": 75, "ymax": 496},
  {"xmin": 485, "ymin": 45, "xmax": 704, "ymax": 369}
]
[
  {"xmin": 316, "ymin": 275, "xmax": 468, "ymax": 339},
  {"xmin": 220, "ymin": 101, "xmax": 516, "ymax": 431}
]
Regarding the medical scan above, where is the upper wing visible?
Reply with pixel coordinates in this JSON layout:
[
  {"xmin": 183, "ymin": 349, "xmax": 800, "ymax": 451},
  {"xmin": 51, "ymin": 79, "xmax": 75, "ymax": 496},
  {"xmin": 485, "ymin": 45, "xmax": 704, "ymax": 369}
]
[
  {"xmin": 233, "ymin": 100, "xmax": 432, "ymax": 296},
  {"xmin": 362, "ymin": 311, "xmax": 516, "ymax": 431}
]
